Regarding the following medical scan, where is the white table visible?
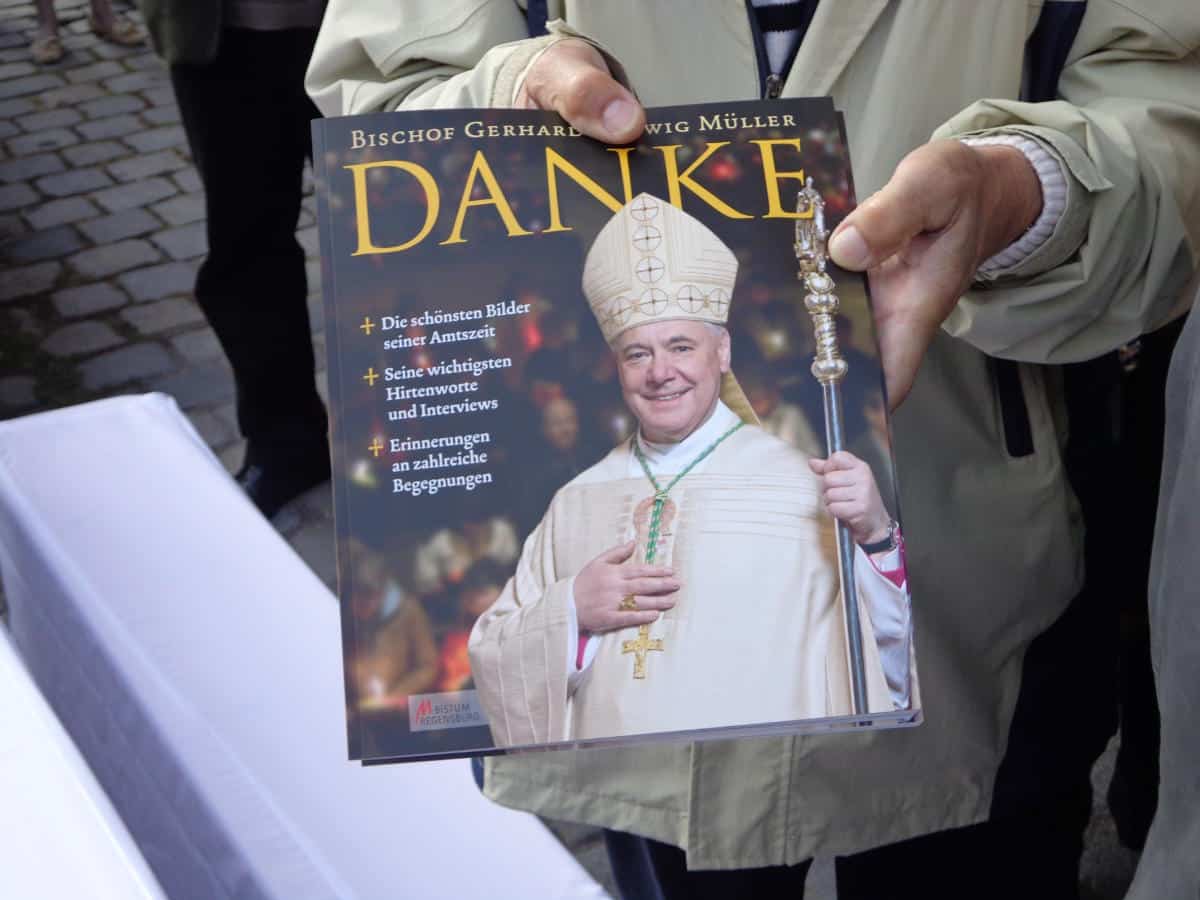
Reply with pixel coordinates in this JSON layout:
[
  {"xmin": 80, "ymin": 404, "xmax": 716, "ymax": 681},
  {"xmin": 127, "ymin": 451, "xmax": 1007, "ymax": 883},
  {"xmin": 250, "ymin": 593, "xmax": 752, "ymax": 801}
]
[
  {"xmin": 0, "ymin": 626, "xmax": 166, "ymax": 900},
  {"xmin": 0, "ymin": 393, "xmax": 608, "ymax": 900}
]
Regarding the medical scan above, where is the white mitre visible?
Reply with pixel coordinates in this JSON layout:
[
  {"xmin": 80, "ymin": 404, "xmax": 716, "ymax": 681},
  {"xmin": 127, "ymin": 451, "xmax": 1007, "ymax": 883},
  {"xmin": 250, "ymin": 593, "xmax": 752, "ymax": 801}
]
[
  {"xmin": 581, "ymin": 193, "xmax": 738, "ymax": 343},
  {"xmin": 581, "ymin": 193, "xmax": 759, "ymax": 425}
]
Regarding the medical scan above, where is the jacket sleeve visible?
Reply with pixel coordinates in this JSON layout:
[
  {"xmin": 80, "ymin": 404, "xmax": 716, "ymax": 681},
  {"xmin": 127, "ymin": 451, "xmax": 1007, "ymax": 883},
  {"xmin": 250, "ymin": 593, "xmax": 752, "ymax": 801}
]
[
  {"xmin": 306, "ymin": 0, "xmax": 555, "ymax": 116},
  {"xmin": 935, "ymin": 0, "xmax": 1200, "ymax": 363}
]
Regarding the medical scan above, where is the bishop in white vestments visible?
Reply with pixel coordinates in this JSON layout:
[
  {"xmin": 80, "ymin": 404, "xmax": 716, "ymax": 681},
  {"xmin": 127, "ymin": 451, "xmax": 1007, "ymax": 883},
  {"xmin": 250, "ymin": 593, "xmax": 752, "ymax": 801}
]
[{"xmin": 469, "ymin": 194, "xmax": 913, "ymax": 748}]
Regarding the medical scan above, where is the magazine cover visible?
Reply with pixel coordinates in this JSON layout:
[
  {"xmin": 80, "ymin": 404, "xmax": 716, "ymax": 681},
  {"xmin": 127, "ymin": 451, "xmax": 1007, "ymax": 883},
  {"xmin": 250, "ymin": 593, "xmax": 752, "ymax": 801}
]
[{"xmin": 312, "ymin": 98, "xmax": 921, "ymax": 763}]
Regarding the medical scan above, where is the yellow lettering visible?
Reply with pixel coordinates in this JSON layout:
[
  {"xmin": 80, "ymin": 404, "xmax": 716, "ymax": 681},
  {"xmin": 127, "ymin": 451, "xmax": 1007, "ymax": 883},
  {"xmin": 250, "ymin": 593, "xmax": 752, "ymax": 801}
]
[
  {"xmin": 542, "ymin": 147, "xmax": 634, "ymax": 234},
  {"xmin": 440, "ymin": 151, "xmax": 532, "ymax": 246},
  {"xmin": 750, "ymin": 139, "xmax": 807, "ymax": 219},
  {"xmin": 345, "ymin": 161, "xmax": 439, "ymax": 256},
  {"xmin": 653, "ymin": 142, "xmax": 752, "ymax": 219}
]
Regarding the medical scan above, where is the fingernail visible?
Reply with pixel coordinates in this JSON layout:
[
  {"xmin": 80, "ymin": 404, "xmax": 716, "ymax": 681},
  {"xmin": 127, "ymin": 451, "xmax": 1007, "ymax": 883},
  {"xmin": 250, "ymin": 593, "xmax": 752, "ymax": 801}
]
[
  {"xmin": 602, "ymin": 98, "xmax": 639, "ymax": 138},
  {"xmin": 829, "ymin": 225, "xmax": 871, "ymax": 270}
]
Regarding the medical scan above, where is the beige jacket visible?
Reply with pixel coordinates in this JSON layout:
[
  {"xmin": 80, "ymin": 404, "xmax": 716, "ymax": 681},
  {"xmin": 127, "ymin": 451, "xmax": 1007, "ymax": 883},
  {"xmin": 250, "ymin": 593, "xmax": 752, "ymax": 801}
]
[{"xmin": 307, "ymin": 0, "xmax": 1200, "ymax": 867}]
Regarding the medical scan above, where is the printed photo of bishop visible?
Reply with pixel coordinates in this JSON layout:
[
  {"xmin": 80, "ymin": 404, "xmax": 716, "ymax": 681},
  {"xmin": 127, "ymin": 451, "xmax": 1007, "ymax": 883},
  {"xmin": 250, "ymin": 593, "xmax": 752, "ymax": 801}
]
[{"xmin": 469, "ymin": 193, "xmax": 916, "ymax": 747}]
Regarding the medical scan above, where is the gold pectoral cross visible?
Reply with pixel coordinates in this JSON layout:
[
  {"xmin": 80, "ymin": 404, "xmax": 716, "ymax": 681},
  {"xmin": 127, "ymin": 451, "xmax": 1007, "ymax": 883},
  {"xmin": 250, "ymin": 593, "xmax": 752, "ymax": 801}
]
[{"xmin": 621, "ymin": 624, "xmax": 664, "ymax": 680}]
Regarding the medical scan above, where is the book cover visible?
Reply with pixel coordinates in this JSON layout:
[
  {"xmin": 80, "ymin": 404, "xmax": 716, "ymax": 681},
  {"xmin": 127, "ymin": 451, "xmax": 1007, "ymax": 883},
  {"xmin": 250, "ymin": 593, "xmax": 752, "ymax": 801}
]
[{"xmin": 311, "ymin": 98, "xmax": 921, "ymax": 763}]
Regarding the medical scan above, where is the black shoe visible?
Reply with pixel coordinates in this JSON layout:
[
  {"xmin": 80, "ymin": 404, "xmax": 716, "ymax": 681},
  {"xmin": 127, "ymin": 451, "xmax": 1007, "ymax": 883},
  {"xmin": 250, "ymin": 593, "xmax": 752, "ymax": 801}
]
[{"xmin": 236, "ymin": 451, "xmax": 331, "ymax": 518}]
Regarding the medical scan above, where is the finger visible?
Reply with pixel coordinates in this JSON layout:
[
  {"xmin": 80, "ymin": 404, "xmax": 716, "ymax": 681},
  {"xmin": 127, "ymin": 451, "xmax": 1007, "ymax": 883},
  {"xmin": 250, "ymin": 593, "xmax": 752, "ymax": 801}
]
[
  {"xmin": 807, "ymin": 457, "xmax": 828, "ymax": 475},
  {"xmin": 829, "ymin": 141, "xmax": 980, "ymax": 271},
  {"xmin": 523, "ymin": 39, "xmax": 645, "ymax": 143},
  {"xmin": 628, "ymin": 594, "xmax": 677, "ymax": 612},
  {"xmin": 823, "ymin": 486, "xmax": 861, "ymax": 504},
  {"xmin": 624, "ymin": 564, "xmax": 675, "ymax": 579},
  {"xmin": 623, "ymin": 576, "xmax": 681, "ymax": 596},
  {"xmin": 826, "ymin": 501, "xmax": 864, "ymax": 520},
  {"xmin": 597, "ymin": 540, "xmax": 637, "ymax": 565},
  {"xmin": 595, "ymin": 610, "xmax": 661, "ymax": 632},
  {"xmin": 826, "ymin": 450, "xmax": 863, "ymax": 470},
  {"xmin": 821, "ymin": 470, "xmax": 861, "ymax": 488}
]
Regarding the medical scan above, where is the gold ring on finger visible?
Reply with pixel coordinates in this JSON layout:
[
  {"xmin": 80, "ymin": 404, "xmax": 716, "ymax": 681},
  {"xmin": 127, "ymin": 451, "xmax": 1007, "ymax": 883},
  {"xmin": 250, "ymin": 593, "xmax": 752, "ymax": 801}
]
[{"xmin": 619, "ymin": 594, "xmax": 638, "ymax": 612}]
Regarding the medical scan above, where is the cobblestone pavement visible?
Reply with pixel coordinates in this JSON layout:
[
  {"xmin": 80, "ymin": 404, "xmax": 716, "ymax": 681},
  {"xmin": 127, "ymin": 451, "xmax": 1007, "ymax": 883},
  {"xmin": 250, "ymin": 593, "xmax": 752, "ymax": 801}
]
[{"xmin": 0, "ymin": 2, "xmax": 1141, "ymax": 898}]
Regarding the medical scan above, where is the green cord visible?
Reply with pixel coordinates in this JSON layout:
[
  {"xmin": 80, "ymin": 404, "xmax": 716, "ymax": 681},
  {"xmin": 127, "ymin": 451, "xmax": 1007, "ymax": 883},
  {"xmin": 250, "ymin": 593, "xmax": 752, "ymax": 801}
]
[{"xmin": 631, "ymin": 421, "xmax": 744, "ymax": 563}]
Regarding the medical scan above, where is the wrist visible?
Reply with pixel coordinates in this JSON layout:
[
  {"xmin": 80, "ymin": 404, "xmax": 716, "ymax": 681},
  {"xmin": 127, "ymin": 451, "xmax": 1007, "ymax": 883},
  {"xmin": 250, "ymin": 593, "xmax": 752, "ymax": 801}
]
[{"xmin": 971, "ymin": 144, "xmax": 1043, "ymax": 266}]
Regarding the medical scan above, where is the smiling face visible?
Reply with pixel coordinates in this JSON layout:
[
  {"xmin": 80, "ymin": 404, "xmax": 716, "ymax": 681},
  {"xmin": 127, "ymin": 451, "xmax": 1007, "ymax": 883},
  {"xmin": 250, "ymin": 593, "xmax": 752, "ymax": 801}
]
[{"xmin": 613, "ymin": 319, "xmax": 731, "ymax": 444}]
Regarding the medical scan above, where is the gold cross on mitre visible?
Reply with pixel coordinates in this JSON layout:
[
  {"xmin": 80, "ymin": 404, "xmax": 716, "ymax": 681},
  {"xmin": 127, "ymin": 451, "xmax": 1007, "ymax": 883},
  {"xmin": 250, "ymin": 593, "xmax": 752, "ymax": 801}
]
[{"xmin": 621, "ymin": 624, "xmax": 664, "ymax": 680}]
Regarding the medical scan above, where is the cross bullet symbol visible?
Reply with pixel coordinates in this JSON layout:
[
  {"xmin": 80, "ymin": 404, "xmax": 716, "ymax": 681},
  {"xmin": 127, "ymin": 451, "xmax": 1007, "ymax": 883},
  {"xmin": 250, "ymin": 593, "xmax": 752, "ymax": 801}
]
[
  {"xmin": 360, "ymin": 317, "xmax": 375, "ymax": 335},
  {"xmin": 363, "ymin": 368, "xmax": 379, "ymax": 386},
  {"xmin": 368, "ymin": 438, "xmax": 384, "ymax": 457}
]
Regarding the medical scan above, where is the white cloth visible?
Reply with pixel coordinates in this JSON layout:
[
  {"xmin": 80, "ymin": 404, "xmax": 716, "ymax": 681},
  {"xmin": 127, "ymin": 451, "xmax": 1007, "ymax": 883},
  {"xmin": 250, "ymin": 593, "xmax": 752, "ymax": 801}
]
[
  {"xmin": 565, "ymin": 402, "xmax": 911, "ymax": 707},
  {"xmin": 0, "ymin": 394, "xmax": 608, "ymax": 900},
  {"xmin": 0, "ymin": 627, "xmax": 166, "ymax": 900}
]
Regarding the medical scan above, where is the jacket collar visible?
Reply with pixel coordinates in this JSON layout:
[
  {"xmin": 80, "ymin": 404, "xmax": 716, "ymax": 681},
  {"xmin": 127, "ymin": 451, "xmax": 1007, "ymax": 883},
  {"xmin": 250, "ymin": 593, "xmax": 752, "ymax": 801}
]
[{"xmin": 782, "ymin": 0, "xmax": 891, "ymax": 96}]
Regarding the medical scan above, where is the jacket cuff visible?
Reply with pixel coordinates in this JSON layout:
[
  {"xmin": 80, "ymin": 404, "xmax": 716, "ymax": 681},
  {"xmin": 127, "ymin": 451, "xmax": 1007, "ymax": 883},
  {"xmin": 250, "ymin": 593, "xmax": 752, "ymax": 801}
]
[
  {"xmin": 960, "ymin": 134, "xmax": 1068, "ymax": 280},
  {"xmin": 936, "ymin": 116, "xmax": 1106, "ymax": 282}
]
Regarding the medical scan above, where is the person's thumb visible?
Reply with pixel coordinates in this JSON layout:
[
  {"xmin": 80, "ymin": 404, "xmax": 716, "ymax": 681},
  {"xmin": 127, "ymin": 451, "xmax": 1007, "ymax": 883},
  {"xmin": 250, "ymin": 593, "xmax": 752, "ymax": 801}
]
[
  {"xmin": 522, "ymin": 39, "xmax": 644, "ymax": 143},
  {"xmin": 829, "ymin": 142, "xmax": 967, "ymax": 271}
]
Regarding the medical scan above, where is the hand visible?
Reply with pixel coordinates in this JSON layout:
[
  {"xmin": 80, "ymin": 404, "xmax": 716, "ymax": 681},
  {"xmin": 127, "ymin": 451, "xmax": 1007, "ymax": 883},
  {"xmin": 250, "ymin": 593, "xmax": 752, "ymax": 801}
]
[
  {"xmin": 808, "ymin": 451, "xmax": 890, "ymax": 545},
  {"xmin": 828, "ymin": 141, "xmax": 1042, "ymax": 410},
  {"xmin": 573, "ymin": 540, "xmax": 679, "ymax": 633},
  {"xmin": 514, "ymin": 38, "xmax": 645, "ymax": 143}
]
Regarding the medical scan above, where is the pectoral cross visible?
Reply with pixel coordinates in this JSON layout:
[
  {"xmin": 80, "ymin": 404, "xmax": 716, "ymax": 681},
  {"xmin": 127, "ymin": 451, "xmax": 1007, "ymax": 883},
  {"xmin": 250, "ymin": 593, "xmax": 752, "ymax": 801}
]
[{"xmin": 621, "ymin": 625, "xmax": 664, "ymax": 680}]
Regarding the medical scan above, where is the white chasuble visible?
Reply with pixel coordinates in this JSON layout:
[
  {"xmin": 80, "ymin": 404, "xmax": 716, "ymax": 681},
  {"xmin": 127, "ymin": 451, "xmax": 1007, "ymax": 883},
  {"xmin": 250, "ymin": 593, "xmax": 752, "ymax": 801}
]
[{"xmin": 469, "ymin": 424, "xmax": 899, "ymax": 748}]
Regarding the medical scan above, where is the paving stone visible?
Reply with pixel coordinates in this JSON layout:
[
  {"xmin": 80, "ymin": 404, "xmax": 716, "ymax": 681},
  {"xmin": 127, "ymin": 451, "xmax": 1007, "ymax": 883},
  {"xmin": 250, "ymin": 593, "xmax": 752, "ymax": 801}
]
[
  {"xmin": 22, "ymin": 195, "xmax": 98, "ymax": 230},
  {"xmin": 121, "ymin": 296, "xmax": 204, "ymax": 334},
  {"xmin": 79, "ymin": 342, "xmax": 175, "ymax": 391},
  {"xmin": 116, "ymin": 259, "xmax": 196, "ymax": 302},
  {"xmin": 107, "ymin": 148, "xmax": 186, "ymax": 182},
  {"xmin": 151, "ymin": 221, "xmax": 207, "ymax": 260},
  {"xmin": 0, "ymin": 97, "xmax": 35, "ymax": 120},
  {"xmin": 7, "ymin": 306, "xmax": 41, "ymax": 340},
  {"xmin": 0, "ymin": 182, "xmax": 37, "ymax": 211},
  {"xmin": 150, "ymin": 191, "xmax": 204, "ymax": 227},
  {"xmin": 127, "ymin": 52, "xmax": 166, "ymax": 72},
  {"xmin": 7, "ymin": 127, "xmax": 80, "ymax": 155},
  {"xmin": 122, "ymin": 126, "xmax": 186, "ymax": 155},
  {"xmin": 0, "ymin": 33, "xmax": 25, "ymax": 51},
  {"xmin": 151, "ymin": 358, "xmax": 235, "ymax": 408},
  {"xmin": 76, "ymin": 113, "xmax": 142, "ymax": 141},
  {"xmin": 65, "ymin": 60, "xmax": 125, "ymax": 84},
  {"xmin": 92, "ymin": 41, "xmax": 142, "ymax": 61},
  {"xmin": 4, "ymin": 225, "xmax": 86, "ymax": 263},
  {"xmin": 61, "ymin": 139, "xmax": 127, "ymax": 167},
  {"xmin": 171, "ymin": 168, "xmax": 201, "ymax": 193},
  {"xmin": 78, "ymin": 93, "xmax": 145, "ymax": 119},
  {"xmin": 38, "ymin": 82, "xmax": 103, "ymax": 107},
  {"xmin": 51, "ymin": 281, "xmax": 128, "ymax": 317},
  {"xmin": 0, "ymin": 73, "xmax": 66, "ymax": 101},
  {"xmin": 185, "ymin": 408, "xmax": 235, "ymax": 449},
  {"xmin": 142, "ymin": 85, "xmax": 175, "ymax": 107},
  {"xmin": 67, "ymin": 238, "xmax": 161, "ymax": 278},
  {"xmin": 35, "ymin": 166, "xmax": 114, "ymax": 198},
  {"xmin": 14, "ymin": 107, "xmax": 83, "ymax": 132},
  {"xmin": 0, "ymin": 260, "xmax": 61, "ymax": 302},
  {"xmin": 0, "ymin": 212, "xmax": 26, "ymax": 241},
  {"xmin": 42, "ymin": 320, "xmax": 124, "ymax": 358},
  {"xmin": 0, "ymin": 61, "xmax": 36, "ymax": 80},
  {"xmin": 0, "ymin": 376, "xmax": 36, "ymax": 410},
  {"xmin": 170, "ymin": 328, "xmax": 222, "ymax": 363},
  {"xmin": 0, "ymin": 120, "xmax": 18, "ymax": 140},
  {"xmin": 0, "ymin": 152, "xmax": 65, "ymax": 184},
  {"xmin": 103, "ymin": 70, "xmax": 167, "ymax": 94},
  {"xmin": 77, "ymin": 207, "xmax": 160, "ymax": 243},
  {"xmin": 143, "ymin": 105, "xmax": 181, "ymax": 126},
  {"xmin": 91, "ymin": 176, "xmax": 176, "ymax": 212}
]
